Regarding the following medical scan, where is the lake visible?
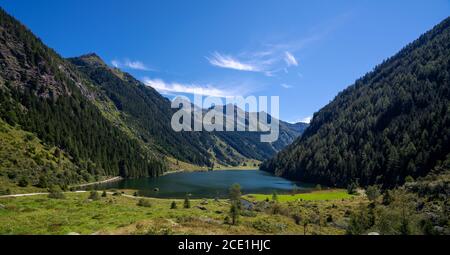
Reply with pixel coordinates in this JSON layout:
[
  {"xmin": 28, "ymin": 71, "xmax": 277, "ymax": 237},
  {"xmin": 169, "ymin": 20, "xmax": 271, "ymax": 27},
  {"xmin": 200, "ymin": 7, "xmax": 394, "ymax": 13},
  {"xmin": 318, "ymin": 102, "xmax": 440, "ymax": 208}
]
[{"xmin": 95, "ymin": 170, "xmax": 314, "ymax": 198}]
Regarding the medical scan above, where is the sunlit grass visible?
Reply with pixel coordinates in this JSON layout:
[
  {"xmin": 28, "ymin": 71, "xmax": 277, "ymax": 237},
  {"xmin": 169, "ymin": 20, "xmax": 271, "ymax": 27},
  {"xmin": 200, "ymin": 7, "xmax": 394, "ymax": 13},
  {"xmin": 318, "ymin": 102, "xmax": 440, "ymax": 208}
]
[{"xmin": 245, "ymin": 189, "xmax": 353, "ymax": 202}]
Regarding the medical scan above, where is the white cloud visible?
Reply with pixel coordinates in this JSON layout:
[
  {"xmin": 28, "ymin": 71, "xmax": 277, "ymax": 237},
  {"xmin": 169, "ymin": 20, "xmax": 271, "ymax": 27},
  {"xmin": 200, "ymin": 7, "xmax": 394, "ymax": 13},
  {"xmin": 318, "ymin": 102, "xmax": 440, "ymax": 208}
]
[
  {"xmin": 280, "ymin": 83, "xmax": 293, "ymax": 89},
  {"xmin": 300, "ymin": 116, "xmax": 312, "ymax": 124},
  {"xmin": 284, "ymin": 51, "xmax": 298, "ymax": 67},
  {"xmin": 143, "ymin": 78, "xmax": 247, "ymax": 98},
  {"xmin": 111, "ymin": 60, "xmax": 120, "ymax": 68},
  {"xmin": 206, "ymin": 52, "xmax": 260, "ymax": 72},
  {"xmin": 124, "ymin": 60, "xmax": 149, "ymax": 71},
  {"xmin": 207, "ymin": 43, "xmax": 304, "ymax": 76},
  {"xmin": 111, "ymin": 59, "xmax": 152, "ymax": 71}
]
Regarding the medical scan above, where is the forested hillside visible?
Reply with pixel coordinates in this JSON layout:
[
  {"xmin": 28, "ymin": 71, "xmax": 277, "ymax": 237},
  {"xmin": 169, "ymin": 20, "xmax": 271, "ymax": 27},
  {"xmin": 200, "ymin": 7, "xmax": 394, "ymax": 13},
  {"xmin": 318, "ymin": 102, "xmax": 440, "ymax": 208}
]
[
  {"xmin": 0, "ymin": 7, "xmax": 166, "ymax": 187},
  {"xmin": 0, "ymin": 7, "xmax": 305, "ymax": 189},
  {"xmin": 69, "ymin": 54, "xmax": 307, "ymax": 167},
  {"xmin": 70, "ymin": 54, "xmax": 214, "ymax": 166},
  {"xmin": 262, "ymin": 17, "xmax": 450, "ymax": 188}
]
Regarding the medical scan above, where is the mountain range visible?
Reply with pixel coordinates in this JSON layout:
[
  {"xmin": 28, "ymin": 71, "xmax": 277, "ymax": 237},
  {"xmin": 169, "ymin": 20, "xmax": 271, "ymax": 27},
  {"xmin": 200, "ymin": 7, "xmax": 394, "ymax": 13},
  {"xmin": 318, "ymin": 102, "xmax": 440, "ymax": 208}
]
[{"xmin": 0, "ymin": 7, "xmax": 306, "ymax": 188}]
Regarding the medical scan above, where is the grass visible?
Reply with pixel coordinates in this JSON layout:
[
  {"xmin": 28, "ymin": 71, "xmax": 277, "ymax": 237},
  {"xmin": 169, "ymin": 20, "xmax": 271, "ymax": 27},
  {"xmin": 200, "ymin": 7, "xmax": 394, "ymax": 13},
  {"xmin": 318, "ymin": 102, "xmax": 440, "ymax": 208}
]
[
  {"xmin": 244, "ymin": 189, "xmax": 353, "ymax": 202},
  {"xmin": 0, "ymin": 119, "xmax": 81, "ymax": 194},
  {"xmin": 0, "ymin": 190, "xmax": 364, "ymax": 235},
  {"xmin": 166, "ymin": 156, "xmax": 260, "ymax": 172}
]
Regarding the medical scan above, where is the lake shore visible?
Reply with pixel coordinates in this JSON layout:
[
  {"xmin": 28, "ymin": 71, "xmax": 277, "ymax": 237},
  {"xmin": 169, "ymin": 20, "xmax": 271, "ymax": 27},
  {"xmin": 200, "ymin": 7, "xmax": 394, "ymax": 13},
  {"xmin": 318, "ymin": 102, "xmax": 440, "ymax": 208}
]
[
  {"xmin": 72, "ymin": 176, "xmax": 124, "ymax": 188},
  {"xmin": 163, "ymin": 167, "xmax": 259, "ymax": 175}
]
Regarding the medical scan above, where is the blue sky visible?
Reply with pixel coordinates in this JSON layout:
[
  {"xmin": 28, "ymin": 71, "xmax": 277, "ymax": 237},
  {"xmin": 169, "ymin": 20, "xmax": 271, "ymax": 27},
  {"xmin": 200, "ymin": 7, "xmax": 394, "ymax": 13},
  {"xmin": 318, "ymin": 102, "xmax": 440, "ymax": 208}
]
[{"xmin": 1, "ymin": 0, "xmax": 449, "ymax": 123}]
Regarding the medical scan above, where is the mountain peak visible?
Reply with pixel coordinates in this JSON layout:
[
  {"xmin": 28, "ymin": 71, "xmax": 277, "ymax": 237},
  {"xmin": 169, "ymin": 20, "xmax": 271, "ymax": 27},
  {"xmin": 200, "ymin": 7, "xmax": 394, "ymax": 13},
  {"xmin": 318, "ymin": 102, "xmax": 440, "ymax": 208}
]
[{"xmin": 75, "ymin": 53, "xmax": 107, "ymax": 67}]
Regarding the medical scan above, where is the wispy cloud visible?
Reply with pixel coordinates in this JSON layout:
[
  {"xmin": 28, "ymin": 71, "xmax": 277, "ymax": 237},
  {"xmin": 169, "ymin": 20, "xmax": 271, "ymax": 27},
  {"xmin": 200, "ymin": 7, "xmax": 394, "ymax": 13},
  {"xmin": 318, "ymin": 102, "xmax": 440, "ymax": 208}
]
[
  {"xmin": 207, "ymin": 40, "xmax": 308, "ymax": 76},
  {"xmin": 143, "ymin": 78, "xmax": 250, "ymax": 98},
  {"xmin": 280, "ymin": 83, "xmax": 293, "ymax": 89},
  {"xmin": 284, "ymin": 51, "xmax": 298, "ymax": 67},
  {"xmin": 111, "ymin": 59, "xmax": 153, "ymax": 71},
  {"xmin": 206, "ymin": 52, "xmax": 260, "ymax": 72}
]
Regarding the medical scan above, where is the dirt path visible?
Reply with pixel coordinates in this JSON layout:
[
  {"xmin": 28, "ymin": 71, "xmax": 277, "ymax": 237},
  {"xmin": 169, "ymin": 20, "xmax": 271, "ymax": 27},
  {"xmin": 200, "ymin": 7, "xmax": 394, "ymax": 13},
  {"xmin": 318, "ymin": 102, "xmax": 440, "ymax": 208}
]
[
  {"xmin": 0, "ymin": 176, "xmax": 123, "ymax": 199},
  {"xmin": 0, "ymin": 190, "xmax": 88, "ymax": 199},
  {"xmin": 0, "ymin": 190, "xmax": 143, "ymax": 199},
  {"xmin": 72, "ymin": 176, "xmax": 123, "ymax": 188}
]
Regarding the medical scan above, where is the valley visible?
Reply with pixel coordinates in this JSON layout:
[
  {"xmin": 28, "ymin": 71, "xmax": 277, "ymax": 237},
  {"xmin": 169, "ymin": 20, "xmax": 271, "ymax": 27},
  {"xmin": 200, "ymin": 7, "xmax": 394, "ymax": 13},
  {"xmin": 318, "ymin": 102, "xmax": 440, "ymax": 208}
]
[{"xmin": 0, "ymin": 4, "xmax": 448, "ymax": 236}]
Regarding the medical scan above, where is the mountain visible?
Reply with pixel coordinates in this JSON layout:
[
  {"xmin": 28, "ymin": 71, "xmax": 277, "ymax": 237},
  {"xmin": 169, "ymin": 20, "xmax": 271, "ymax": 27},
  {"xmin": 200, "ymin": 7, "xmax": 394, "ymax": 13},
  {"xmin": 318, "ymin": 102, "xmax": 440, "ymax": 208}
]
[
  {"xmin": 69, "ymin": 53, "xmax": 215, "ymax": 167},
  {"xmin": 261, "ymin": 17, "xmax": 450, "ymax": 188},
  {"xmin": 0, "ymin": 7, "xmax": 167, "ymax": 189},
  {"xmin": 69, "ymin": 54, "xmax": 307, "ymax": 166},
  {"xmin": 0, "ymin": 7, "xmax": 305, "ymax": 189}
]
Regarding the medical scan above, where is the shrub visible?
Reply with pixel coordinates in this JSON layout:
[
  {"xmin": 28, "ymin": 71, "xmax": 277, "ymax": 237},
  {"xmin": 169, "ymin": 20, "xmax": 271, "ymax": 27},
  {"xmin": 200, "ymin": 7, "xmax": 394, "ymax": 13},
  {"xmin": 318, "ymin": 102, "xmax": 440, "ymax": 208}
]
[
  {"xmin": 240, "ymin": 210, "xmax": 257, "ymax": 217},
  {"xmin": 326, "ymin": 215, "xmax": 333, "ymax": 223},
  {"xmin": 0, "ymin": 188, "xmax": 11, "ymax": 195},
  {"xmin": 48, "ymin": 186, "xmax": 65, "ymax": 199},
  {"xmin": 347, "ymin": 181, "xmax": 358, "ymax": 195},
  {"xmin": 184, "ymin": 196, "xmax": 191, "ymax": 209},
  {"xmin": 272, "ymin": 191, "xmax": 278, "ymax": 202},
  {"xmin": 88, "ymin": 190, "xmax": 101, "ymax": 201},
  {"xmin": 137, "ymin": 198, "xmax": 152, "ymax": 207},
  {"xmin": 404, "ymin": 175, "xmax": 415, "ymax": 183},
  {"xmin": 270, "ymin": 203, "xmax": 290, "ymax": 216},
  {"xmin": 382, "ymin": 190, "xmax": 393, "ymax": 205},
  {"xmin": 292, "ymin": 214, "xmax": 302, "ymax": 225},
  {"xmin": 18, "ymin": 177, "xmax": 29, "ymax": 187},
  {"xmin": 229, "ymin": 202, "xmax": 240, "ymax": 225},
  {"xmin": 37, "ymin": 176, "xmax": 49, "ymax": 188},
  {"xmin": 252, "ymin": 219, "xmax": 286, "ymax": 233},
  {"xmin": 366, "ymin": 185, "xmax": 381, "ymax": 202},
  {"xmin": 101, "ymin": 190, "xmax": 107, "ymax": 197},
  {"xmin": 170, "ymin": 201, "xmax": 177, "ymax": 209}
]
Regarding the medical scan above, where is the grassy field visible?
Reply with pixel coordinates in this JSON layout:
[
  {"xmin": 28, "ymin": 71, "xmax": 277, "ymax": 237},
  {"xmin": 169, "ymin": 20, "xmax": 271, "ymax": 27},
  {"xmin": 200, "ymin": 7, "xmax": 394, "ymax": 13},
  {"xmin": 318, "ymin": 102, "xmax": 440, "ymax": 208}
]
[
  {"xmin": 0, "ymin": 189, "xmax": 365, "ymax": 235},
  {"xmin": 244, "ymin": 189, "xmax": 353, "ymax": 202},
  {"xmin": 166, "ymin": 156, "xmax": 260, "ymax": 173}
]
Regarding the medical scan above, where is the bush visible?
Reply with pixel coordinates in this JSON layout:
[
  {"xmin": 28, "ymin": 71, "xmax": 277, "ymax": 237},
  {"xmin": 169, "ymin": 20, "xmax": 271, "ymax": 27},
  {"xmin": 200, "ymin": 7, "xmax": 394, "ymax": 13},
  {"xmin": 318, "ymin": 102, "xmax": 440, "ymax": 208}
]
[
  {"xmin": 18, "ymin": 177, "xmax": 29, "ymax": 187},
  {"xmin": 170, "ymin": 201, "xmax": 177, "ymax": 209},
  {"xmin": 346, "ymin": 204, "xmax": 372, "ymax": 235},
  {"xmin": 270, "ymin": 203, "xmax": 290, "ymax": 216},
  {"xmin": 404, "ymin": 176, "xmax": 415, "ymax": 183},
  {"xmin": 326, "ymin": 215, "xmax": 333, "ymax": 223},
  {"xmin": 240, "ymin": 210, "xmax": 257, "ymax": 217},
  {"xmin": 0, "ymin": 188, "xmax": 11, "ymax": 195},
  {"xmin": 184, "ymin": 196, "xmax": 191, "ymax": 209},
  {"xmin": 272, "ymin": 191, "xmax": 278, "ymax": 202},
  {"xmin": 382, "ymin": 190, "xmax": 393, "ymax": 205},
  {"xmin": 252, "ymin": 219, "xmax": 286, "ymax": 233},
  {"xmin": 37, "ymin": 176, "xmax": 49, "ymax": 188},
  {"xmin": 48, "ymin": 186, "xmax": 65, "ymax": 199},
  {"xmin": 292, "ymin": 214, "xmax": 302, "ymax": 225},
  {"xmin": 101, "ymin": 190, "xmax": 107, "ymax": 197},
  {"xmin": 347, "ymin": 181, "xmax": 358, "ymax": 195},
  {"xmin": 366, "ymin": 185, "xmax": 381, "ymax": 202},
  {"xmin": 137, "ymin": 198, "xmax": 152, "ymax": 207},
  {"xmin": 88, "ymin": 190, "xmax": 101, "ymax": 201}
]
